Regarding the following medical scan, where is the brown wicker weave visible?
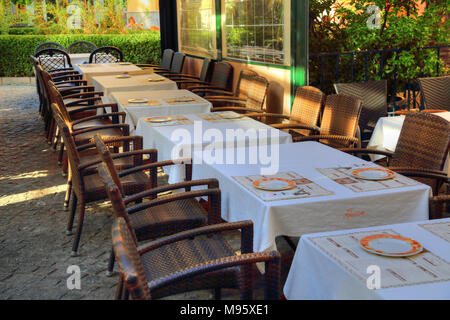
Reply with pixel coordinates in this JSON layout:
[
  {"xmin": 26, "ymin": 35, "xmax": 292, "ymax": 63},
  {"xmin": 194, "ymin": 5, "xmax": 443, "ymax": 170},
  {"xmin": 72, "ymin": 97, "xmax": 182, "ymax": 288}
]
[
  {"xmin": 112, "ymin": 214, "xmax": 281, "ymax": 300},
  {"xmin": 417, "ymin": 76, "xmax": 450, "ymax": 111},
  {"xmin": 210, "ymin": 75, "xmax": 269, "ymax": 114},
  {"xmin": 340, "ymin": 112, "xmax": 450, "ymax": 200},
  {"xmin": 95, "ymin": 136, "xmax": 224, "ymax": 276},
  {"xmin": 334, "ymin": 80, "xmax": 387, "ymax": 143},
  {"xmin": 51, "ymin": 108, "xmax": 154, "ymax": 256},
  {"xmin": 292, "ymin": 93, "xmax": 363, "ymax": 148},
  {"xmin": 136, "ymin": 49, "xmax": 174, "ymax": 70},
  {"xmin": 179, "ymin": 62, "xmax": 234, "ymax": 93},
  {"xmin": 247, "ymin": 86, "xmax": 325, "ymax": 134}
]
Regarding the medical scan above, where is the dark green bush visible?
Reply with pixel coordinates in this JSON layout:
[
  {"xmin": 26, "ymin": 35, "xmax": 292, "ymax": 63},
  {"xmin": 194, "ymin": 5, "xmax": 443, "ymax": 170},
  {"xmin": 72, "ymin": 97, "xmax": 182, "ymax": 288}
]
[
  {"xmin": 7, "ymin": 27, "xmax": 40, "ymax": 35},
  {"xmin": 0, "ymin": 32, "xmax": 161, "ymax": 77}
]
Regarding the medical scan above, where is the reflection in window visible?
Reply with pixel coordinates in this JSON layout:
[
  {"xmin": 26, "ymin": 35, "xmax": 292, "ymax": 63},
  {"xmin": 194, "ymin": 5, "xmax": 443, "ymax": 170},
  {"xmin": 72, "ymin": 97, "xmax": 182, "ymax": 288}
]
[
  {"xmin": 223, "ymin": 0, "xmax": 289, "ymax": 65},
  {"xmin": 177, "ymin": 0, "xmax": 217, "ymax": 58}
]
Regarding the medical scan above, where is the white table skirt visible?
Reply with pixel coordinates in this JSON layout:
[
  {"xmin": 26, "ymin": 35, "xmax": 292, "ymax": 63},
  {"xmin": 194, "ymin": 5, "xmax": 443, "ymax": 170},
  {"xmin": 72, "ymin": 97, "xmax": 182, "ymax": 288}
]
[
  {"xmin": 105, "ymin": 90, "xmax": 211, "ymax": 133},
  {"xmin": 92, "ymin": 73, "xmax": 178, "ymax": 97},
  {"xmin": 135, "ymin": 112, "xmax": 292, "ymax": 184},
  {"xmin": 74, "ymin": 63, "xmax": 142, "ymax": 84},
  {"xmin": 191, "ymin": 142, "xmax": 431, "ymax": 253},
  {"xmin": 284, "ymin": 218, "xmax": 450, "ymax": 300}
]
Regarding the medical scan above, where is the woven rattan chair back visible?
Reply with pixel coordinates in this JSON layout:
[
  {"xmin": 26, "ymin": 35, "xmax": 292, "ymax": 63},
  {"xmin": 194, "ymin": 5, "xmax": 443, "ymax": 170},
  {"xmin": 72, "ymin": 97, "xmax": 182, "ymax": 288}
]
[
  {"xmin": 245, "ymin": 75, "xmax": 269, "ymax": 110},
  {"xmin": 34, "ymin": 42, "xmax": 65, "ymax": 54},
  {"xmin": 30, "ymin": 56, "xmax": 44, "ymax": 104},
  {"xmin": 161, "ymin": 49, "xmax": 175, "ymax": 70},
  {"xmin": 235, "ymin": 70, "xmax": 258, "ymax": 99},
  {"xmin": 35, "ymin": 48, "xmax": 72, "ymax": 71},
  {"xmin": 291, "ymin": 86, "xmax": 325, "ymax": 127},
  {"xmin": 47, "ymin": 80, "xmax": 72, "ymax": 121},
  {"xmin": 391, "ymin": 113, "xmax": 450, "ymax": 171},
  {"xmin": 51, "ymin": 105, "xmax": 84, "ymax": 192},
  {"xmin": 334, "ymin": 80, "xmax": 387, "ymax": 133},
  {"xmin": 67, "ymin": 41, "xmax": 97, "ymax": 54},
  {"xmin": 112, "ymin": 217, "xmax": 152, "ymax": 300},
  {"xmin": 417, "ymin": 76, "xmax": 450, "ymax": 111},
  {"xmin": 320, "ymin": 94, "xmax": 363, "ymax": 148},
  {"xmin": 198, "ymin": 58, "xmax": 213, "ymax": 82},
  {"xmin": 170, "ymin": 52, "xmax": 186, "ymax": 73},
  {"xmin": 89, "ymin": 46, "xmax": 123, "ymax": 64},
  {"xmin": 210, "ymin": 62, "xmax": 233, "ymax": 90}
]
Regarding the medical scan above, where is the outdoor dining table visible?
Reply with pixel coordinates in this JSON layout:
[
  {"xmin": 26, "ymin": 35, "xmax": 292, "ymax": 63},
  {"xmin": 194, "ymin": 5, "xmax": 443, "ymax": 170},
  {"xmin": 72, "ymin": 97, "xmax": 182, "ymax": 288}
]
[
  {"xmin": 190, "ymin": 141, "xmax": 431, "ymax": 253},
  {"xmin": 283, "ymin": 218, "xmax": 450, "ymax": 300},
  {"xmin": 91, "ymin": 73, "xmax": 178, "ymax": 96},
  {"xmin": 69, "ymin": 53, "xmax": 90, "ymax": 65},
  {"xmin": 134, "ymin": 111, "xmax": 293, "ymax": 184},
  {"xmin": 102, "ymin": 89, "xmax": 212, "ymax": 133},
  {"xmin": 368, "ymin": 111, "xmax": 450, "ymax": 162},
  {"xmin": 74, "ymin": 62, "xmax": 142, "ymax": 84}
]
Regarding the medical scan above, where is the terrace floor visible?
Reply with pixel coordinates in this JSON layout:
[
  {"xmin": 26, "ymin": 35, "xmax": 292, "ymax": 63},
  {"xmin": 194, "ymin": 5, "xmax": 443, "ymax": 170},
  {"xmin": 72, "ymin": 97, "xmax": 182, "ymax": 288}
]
[{"xmin": 0, "ymin": 84, "xmax": 293, "ymax": 300}]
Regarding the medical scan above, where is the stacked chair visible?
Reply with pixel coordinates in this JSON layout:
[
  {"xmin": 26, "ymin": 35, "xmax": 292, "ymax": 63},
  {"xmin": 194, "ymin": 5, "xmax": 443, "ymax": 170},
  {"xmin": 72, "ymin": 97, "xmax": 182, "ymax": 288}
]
[{"xmin": 89, "ymin": 46, "xmax": 124, "ymax": 64}]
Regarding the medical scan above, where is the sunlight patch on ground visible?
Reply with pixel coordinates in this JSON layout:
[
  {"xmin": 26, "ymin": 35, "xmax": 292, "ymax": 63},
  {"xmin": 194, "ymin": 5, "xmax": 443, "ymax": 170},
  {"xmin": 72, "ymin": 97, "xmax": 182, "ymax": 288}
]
[
  {"xmin": 0, "ymin": 170, "xmax": 49, "ymax": 181},
  {"xmin": 0, "ymin": 184, "xmax": 66, "ymax": 207}
]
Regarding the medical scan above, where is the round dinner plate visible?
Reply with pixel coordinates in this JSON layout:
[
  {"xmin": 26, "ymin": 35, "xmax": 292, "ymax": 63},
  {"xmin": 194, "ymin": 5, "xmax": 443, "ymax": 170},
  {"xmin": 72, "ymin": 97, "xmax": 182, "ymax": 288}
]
[
  {"xmin": 148, "ymin": 117, "xmax": 172, "ymax": 123},
  {"xmin": 360, "ymin": 234, "xmax": 423, "ymax": 257},
  {"xmin": 253, "ymin": 178, "xmax": 296, "ymax": 191},
  {"xmin": 116, "ymin": 74, "xmax": 131, "ymax": 79},
  {"xmin": 118, "ymin": 62, "xmax": 131, "ymax": 65},
  {"xmin": 128, "ymin": 98, "xmax": 148, "ymax": 103},
  {"xmin": 219, "ymin": 113, "xmax": 244, "ymax": 119},
  {"xmin": 173, "ymin": 98, "xmax": 196, "ymax": 102},
  {"xmin": 351, "ymin": 168, "xmax": 395, "ymax": 181}
]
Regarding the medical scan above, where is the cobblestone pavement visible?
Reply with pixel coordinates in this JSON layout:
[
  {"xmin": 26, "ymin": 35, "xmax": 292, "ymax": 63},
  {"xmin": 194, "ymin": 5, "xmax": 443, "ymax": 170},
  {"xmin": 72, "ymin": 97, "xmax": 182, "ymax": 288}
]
[{"xmin": 0, "ymin": 85, "xmax": 294, "ymax": 300}]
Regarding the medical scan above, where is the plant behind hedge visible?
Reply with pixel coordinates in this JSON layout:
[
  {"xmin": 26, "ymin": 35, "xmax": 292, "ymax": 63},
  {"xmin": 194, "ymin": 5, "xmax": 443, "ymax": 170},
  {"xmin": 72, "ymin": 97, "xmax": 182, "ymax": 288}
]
[{"xmin": 0, "ymin": 32, "xmax": 161, "ymax": 77}]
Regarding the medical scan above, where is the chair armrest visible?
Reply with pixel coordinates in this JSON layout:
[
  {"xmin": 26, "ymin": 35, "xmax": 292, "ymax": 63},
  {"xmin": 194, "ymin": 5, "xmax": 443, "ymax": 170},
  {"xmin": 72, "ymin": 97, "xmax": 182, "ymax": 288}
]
[
  {"xmin": 71, "ymin": 124, "xmax": 129, "ymax": 137},
  {"xmin": 58, "ymin": 85, "xmax": 96, "ymax": 94},
  {"xmin": 68, "ymin": 103, "xmax": 119, "ymax": 115},
  {"xmin": 190, "ymin": 86, "xmax": 225, "ymax": 93},
  {"xmin": 175, "ymin": 80, "xmax": 210, "ymax": 86},
  {"xmin": 339, "ymin": 147, "xmax": 395, "ymax": 158},
  {"xmin": 79, "ymin": 148, "xmax": 156, "ymax": 172},
  {"xmin": 297, "ymin": 134, "xmax": 359, "ymax": 145},
  {"xmin": 211, "ymin": 106, "xmax": 262, "ymax": 113},
  {"xmin": 63, "ymin": 91, "xmax": 104, "ymax": 99},
  {"xmin": 164, "ymin": 74, "xmax": 200, "ymax": 80},
  {"xmin": 71, "ymin": 112, "xmax": 126, "ymax": 126},
  {"xmin": 56, "ymin": 80, "xmax": 87, "ymax": 87},
  {"xmin": 65, "ymin": 97, "xmax": 103, "ymax": 107}
]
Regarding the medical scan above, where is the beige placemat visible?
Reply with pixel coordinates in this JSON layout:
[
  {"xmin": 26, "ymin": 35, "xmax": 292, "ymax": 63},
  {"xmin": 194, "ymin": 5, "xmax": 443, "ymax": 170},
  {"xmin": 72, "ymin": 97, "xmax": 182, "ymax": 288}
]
[
  {"xmin": 309, "ymin": 229, "xmax": 450, "ymax": 289},
  {"xmin": 316, "ymin": 166, "xmax": 420, "ymax": 192},
  {"xmin": 232, "ymin": 171, "xmax": 333, "ymax": 201},
  {"xmin": 197, "ymin": 112, "xmax": 249, "ymax": 122},
  {"xmin": 419, "ymin": 221, "xmax": 450, "ymax": 243},
  {"xmin": 144, "ymin": 116, "xmax": 193, "ymax": 127},
  {"xmin": 164, "ymin": 96, "xmax": 203, "ymax": 105},
  {"xmin": 136, "ymin": 77, "xmax": 168, "ymax": 84}
]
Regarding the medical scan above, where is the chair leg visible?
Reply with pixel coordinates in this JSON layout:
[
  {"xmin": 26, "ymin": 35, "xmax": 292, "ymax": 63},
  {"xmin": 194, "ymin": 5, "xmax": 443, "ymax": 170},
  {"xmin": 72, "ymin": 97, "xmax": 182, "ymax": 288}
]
[
  {"xmin": 58, "ymin": 141, "xmax": 65, "ymax": 165},
  {"xmin": 115, "ymin": 275, "xmax": 124, "ymax": 300},
  {"xmin": 52, "ymin": 127, "xmax": 60, "ymax": 150},
  {"xmin": 67, "ymin": 192, "xmax": 77, "ymax": 235},
  {"xmin": 71, "ymin": 200, "xmax": 85, "ymax": 257},
  {"xmin": 106, "ymin": 247, "xmax": 115, "ymax": 277},
  {"xmin": 61, "ymin": 153, "xmax": 68, "ymax": 176},
  {"xmin": 214, "ymin": 288, "xmax": 221, "ymax": 300},
  {"xmin": 64, "ymin": 179, "xmax": 72, "ymax": 211}
]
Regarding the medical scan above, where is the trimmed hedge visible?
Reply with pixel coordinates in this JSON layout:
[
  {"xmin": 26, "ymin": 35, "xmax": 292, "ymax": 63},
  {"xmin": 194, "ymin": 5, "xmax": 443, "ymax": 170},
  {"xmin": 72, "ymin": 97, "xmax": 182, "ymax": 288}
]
[{"xmin": 0, "ymin": 32, "xmax": 161, "ymax": 77}]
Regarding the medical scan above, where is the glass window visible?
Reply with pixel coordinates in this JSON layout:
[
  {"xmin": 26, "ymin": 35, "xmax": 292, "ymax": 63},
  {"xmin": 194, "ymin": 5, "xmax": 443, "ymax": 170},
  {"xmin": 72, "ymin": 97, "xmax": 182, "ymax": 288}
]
[
  {"xmin": 177, "ymin": 0, "xmax": 218, "ymax": 59},
  {"xmin": 222, "ymin": 0, "xmax": 290, "ymax": 65}
]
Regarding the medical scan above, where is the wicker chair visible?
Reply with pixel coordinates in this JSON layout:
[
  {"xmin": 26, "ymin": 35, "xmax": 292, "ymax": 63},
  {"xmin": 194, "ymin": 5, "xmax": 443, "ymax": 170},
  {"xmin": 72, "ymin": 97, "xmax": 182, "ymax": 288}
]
[
  {"xmin": 210, "ymin": 75, "xmax": 269, "ymax": 114},
  {"xmin": 340, "ymin": 112, "xmax": 450, "ymax": 199},
  {"xmin": 67, "ymin": 41, "xmax": 97, "ymax": 54},
  {"xmin": 200, "ymin": 69, "xmax": 258, "ymax": 101},
  {"xmin": 179, "ymin": 62, "xmax": 234, "ymax": 94},
  {"xmin": 94, "ymin": 135, "xmax": 223, "ymax": 276},
  {"xmin": 89, "ymin": 46, "xmax": 123, "ymax": 64},
  {"xmin": 247, "ymin": 86, "xmax": 325, "ymax": 134},
  {"xmin": 34, "ymin": 41, "xmax": 65, "ymax": 55},
  {"xmin": 52, "ymin": 108, "xmax": 153, "ymax": 256},
  {"xmin": 136, "ymin": 48, "xmax": 174, "ymax": 70},
  {"xmin": 417, "ymin": 76, "xmax": 450, "ymax": 111},
  {"xmin": 35, "ymin": 48, "xmax": 73, "ymax": 72},
  {"xmin": 154, "ymin": 51, "xmax": 185, "ymax": 75},
  {"xmin": 164, "ymin": 57, "xmax": 213, "ymax": 88},
  {"xmin": 111, "ymin": 216, "xmax": 281, "ymax": 300},
  {"xmin": 334, "ymin": 80, "xmax": 387, "ymax": 144},
  {"xmin": 288, "ymin": 94, "xmax": 363, "ymax": 148}
]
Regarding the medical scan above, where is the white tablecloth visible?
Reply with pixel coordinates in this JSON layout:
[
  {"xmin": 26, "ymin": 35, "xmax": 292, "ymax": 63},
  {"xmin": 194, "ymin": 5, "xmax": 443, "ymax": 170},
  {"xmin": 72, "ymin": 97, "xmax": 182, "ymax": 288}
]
[
  {"xmin": 135, "ymin": 112, "xmax": 292, "ymax": 184},
  {"xmin": 284, "ymin": 218, "xmax": 450, "ymax": 300},
  {"xmin": 92, "ymin": 73, "xmax": 178, "ymax": 96},
  {"xmin": 190, "ymin": 142, "xmax": 431, "ymax": 252},
  {"xmin": 74, "ymin": 63, "xmax": 142, "ymax": 84},
  {"xmin": 105, "ymin": 90, "xmax": 211, "ymax": 132},
  {"xmin": 69, "ymin": 53, "xmax": 90, "ymax": 65},
  {"xmin": 368, "ymin": 112, "xmax": 450, "ymax": 161}
]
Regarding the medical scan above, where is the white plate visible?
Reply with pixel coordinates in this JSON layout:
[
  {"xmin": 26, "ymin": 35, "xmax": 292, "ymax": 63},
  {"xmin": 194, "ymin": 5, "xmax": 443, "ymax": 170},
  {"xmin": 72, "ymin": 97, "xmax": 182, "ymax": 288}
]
[
  {"xmin": 360, "ymin": 234, "xmax": 423, "ymax": 257},
  {"xmin": 128, "ymin": 98, "xmax": 148, "ymax": 103},
  {"xmin": 253, "ymin": 178, "xmax": 296, "ymax": 191},
  {"xmin": 219, "ymin": 113, "xmax": 244, "ymax": 119},
  {"xmin": 116, "ymin": 74, "xmax": 131, "ymax": 79},
  {"xmin": 351, "ymin": 168, "xmax": 395, "ymax": 180},
  {"xmin": 148, "ymin": 117, "xmax": 172, "ymax": 123},
  {"xmin": 118, "ymin": 62, "xmax": 131, "ymax": 65}
]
